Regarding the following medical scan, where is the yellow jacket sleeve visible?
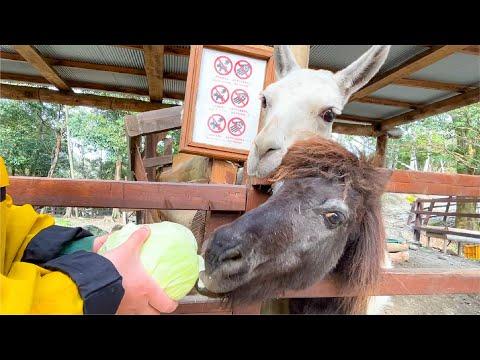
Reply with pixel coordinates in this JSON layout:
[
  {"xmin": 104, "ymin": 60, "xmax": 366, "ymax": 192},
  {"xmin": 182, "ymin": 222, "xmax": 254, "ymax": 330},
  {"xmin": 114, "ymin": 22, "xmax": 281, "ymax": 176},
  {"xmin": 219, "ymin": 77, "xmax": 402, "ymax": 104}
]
[
  {"xmin": 0, "ymin": 262, "xmax": 83, "ymax": 314},
  {"xmin": 0, "ymin": 194, "xmax": 83, "ymax": 314},
  {"xmin": 1, "ymin": 189, "xmax": 124, "ymax": 314}
]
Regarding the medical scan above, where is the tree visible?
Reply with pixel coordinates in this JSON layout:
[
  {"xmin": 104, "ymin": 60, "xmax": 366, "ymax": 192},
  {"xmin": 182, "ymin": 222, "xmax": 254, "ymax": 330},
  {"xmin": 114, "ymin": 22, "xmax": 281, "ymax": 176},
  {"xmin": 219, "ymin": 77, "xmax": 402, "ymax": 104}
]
[
  {"xmin": 449, "ymin": 104, "xmax": 479, "ymax": 231},
  {"xmin": 0, "ymin": 99, "xmax": 68, "ymax": 177}
]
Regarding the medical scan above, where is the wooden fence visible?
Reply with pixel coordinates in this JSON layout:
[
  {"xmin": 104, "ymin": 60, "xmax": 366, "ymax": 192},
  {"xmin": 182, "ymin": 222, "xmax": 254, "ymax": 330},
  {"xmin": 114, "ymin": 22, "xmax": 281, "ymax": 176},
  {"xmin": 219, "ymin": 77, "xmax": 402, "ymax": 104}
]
[{"xmin": 7, "ymin": 172, "xmax": 480, "ymax": 314}]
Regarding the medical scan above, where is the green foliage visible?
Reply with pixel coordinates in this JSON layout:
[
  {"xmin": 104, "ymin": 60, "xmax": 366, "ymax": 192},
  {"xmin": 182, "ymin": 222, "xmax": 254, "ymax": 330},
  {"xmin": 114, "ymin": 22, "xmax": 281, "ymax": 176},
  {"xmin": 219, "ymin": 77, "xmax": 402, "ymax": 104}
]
[
  {"xmin": 68, "ymin": 107, "xmax": 129, "ymax": 179},
  {"xmin": 0, "ymin": 100, "xmax": 62, "ymax": 176},
  {"xmin": 385, "ymin": 103, "xmax": 479, "ymax": 175}
]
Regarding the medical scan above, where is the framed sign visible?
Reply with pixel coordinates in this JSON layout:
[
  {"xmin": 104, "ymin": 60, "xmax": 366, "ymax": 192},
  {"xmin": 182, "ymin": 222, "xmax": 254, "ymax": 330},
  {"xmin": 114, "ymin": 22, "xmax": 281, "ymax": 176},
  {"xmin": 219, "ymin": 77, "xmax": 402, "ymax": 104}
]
[{"xmin": 180, "ymin": 45, "xmax": 275, "ymax": 162}]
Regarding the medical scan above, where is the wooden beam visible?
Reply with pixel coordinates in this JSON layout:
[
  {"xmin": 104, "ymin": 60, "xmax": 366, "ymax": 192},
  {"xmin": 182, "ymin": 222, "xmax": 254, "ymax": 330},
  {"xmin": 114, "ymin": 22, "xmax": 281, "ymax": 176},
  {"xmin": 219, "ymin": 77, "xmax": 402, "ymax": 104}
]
[
  {"xmin": 336, "ymin": 114, "xmax": 380, "ymax": 124},
  {"xmin": 458, "ymin": 45, "xmax": 480, "ymax": 56},
  {"xmin": 387, "ymin": 169, "xmax": 480, "ymax": 197},
  {"xmin": 1, "ymin": 73, "xmax": 184, "ymax": 100},
  {"xmin": 1, "ymin": 51, "xmax": 188, "ymax": 81},
  {"xmin": 0, "ymin": 84, "xmax": 169, "ymax": 112},
  {"xmin": 376, "ymin": 133, "xmax": 388, "ymax": 167},
  {"xmin": 413, "ymin": 226, "xmax": 480, "ymax": 239},
  {"xmin": 332, "ymin": 123, "xmax": 380, "ymax": 137},
  {"xmin": 8, "ymin": 177, "xmax": 247, "ymax": 211},
  {"xmin": 13, "ymin": 45, "xmax": 70, "ymax": 91},
  {"xmin": 143, "ymin": 155, "xmax": 173, "ymax": 168},
  {"xmin": 143, "ymin": 45, "xmax": 165, "ymax": 102},
  {"xmin": 414, "ymin": 211, "xmax": 480, "ymax": 219},
  {"xmin": 182, "ymin": 267, "xmax": 480, "ymax": 314},
  {"xmin": 2, "ymin": 72, "xmax": 149, "ymax": 95},
  {"xmin": 381, "ymin": 88, "xmax": 480, "ymax": 130},
  {"xmin": 392, "ymin": 78, "xmax": 476, "ymax": 93},
  {"xmin": 112, "ymin": 45, "xmax": 191, "ymax": 57},
  {"xmin": 174, "ymin": 295, "xmax": 231, "ymax": 314},
  {"xmin": 351, "ymin": 45, "xmax": 470, "ymax": 101},
  {"xmin": 124, "ymin": 106, "xmax": 183, "ymax": 137},
  {"xmin": 282, "ymin": 268, "xmax": 480, "ymax": 298},
  {"xmin": 356, "ymin": 96, "xmax": 419, "ymax": 109}
]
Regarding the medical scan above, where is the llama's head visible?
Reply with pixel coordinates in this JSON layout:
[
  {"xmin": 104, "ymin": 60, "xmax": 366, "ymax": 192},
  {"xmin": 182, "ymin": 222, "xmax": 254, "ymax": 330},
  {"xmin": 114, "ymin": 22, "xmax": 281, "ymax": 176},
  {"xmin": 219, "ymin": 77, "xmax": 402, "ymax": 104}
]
[
  {"xmin": 201, "ymin": 136, "xmax": 391, "ymax": 312},
  {"xmin": 247, "ymin": 45, "xmax": 391, "ymax": 179}
]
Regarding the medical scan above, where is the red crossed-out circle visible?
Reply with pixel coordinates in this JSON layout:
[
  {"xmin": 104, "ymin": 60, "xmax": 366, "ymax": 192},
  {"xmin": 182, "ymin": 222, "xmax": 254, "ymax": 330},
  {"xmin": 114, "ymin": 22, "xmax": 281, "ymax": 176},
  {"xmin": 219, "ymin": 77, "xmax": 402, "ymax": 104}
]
[
  {"xmin": 231, "ymin": 89, "xmax": 249, "ymax": 108},
  {"xmin": 207, "ymin": 114, "xmax": 226, "ymax": 133},
  {"xmin": 214, "ymin": 56, "xmax": 233, "ymax": 75},
  {"xmin": 210, "ymin": 85, "xmax": 229, "ymax": 104},
  {"xmin": 234, "ymin": 59, "xmax": 252, "ymax": 79},
  {"xmin": 228, "ymin": 117, "xmax": 246, "ymax": 136}
]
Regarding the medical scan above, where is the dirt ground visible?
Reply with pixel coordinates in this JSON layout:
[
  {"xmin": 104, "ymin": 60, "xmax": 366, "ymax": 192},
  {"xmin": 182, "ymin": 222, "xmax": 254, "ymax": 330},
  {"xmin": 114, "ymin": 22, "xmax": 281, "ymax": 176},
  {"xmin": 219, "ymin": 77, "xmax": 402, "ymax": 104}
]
[
  {"xmin": 380, "ymin": 193, "xmax": 480, "ymax": 315},
  {"xmin": 382, "ymin": 246, "xmax": 480, "ymax": 315}
]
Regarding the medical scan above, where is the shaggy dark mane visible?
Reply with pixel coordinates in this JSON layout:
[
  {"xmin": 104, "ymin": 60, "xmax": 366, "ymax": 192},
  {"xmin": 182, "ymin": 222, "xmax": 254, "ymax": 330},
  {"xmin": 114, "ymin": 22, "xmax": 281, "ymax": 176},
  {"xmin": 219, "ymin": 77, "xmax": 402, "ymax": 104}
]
[
  {"xmin": 270, "ymin": 136, "xmax": 392, "ymax": 314},
  {"xmin": 269, "ymin": 136, "xmax": 389, "ymax": 198}
]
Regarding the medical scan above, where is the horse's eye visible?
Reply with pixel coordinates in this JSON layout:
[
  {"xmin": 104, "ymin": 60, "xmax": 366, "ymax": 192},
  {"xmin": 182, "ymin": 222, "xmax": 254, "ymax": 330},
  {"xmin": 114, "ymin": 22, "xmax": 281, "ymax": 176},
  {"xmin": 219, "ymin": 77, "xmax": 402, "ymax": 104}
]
[
  {"xmin": 323, "ymin": 212, "xmax": 344, "ymax": 228},
  {"xmin": 321, "ymin": 109, "xmax": 336, "ymax": 123}
]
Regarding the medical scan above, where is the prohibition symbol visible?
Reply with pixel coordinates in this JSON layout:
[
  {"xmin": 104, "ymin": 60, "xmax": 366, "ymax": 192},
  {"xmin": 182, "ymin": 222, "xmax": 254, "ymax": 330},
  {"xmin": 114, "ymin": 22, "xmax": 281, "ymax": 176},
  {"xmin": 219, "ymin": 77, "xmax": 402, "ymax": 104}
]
[
  {"xmin": 214, "ymin": 56, "xmax": 233, "ymax": 76},
  {"xmin": 208, "ymin": 114, "xmax": 226, "ymax": 133},
  {"xmin": 211, "ymin": 85, "xmax": 229, "ymax": 104},
  {"xmin": 231, "ymin": 89, "xmax": 249, "ymax": 108},
  {"xmin": 234, "ymin": 60, "xmax": 252, "ymax": 79},
  {"xmin": 228, "ymin": 117, "xmax": 246, "ymax": 136}
]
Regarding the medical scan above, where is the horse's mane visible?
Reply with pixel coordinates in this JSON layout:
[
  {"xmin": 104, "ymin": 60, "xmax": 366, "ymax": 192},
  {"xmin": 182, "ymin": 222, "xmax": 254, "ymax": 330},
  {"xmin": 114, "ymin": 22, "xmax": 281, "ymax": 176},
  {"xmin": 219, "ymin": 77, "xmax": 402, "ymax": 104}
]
[{"xmin": 269, "ymin": 136, "xmax": 392, "ymax": 314}]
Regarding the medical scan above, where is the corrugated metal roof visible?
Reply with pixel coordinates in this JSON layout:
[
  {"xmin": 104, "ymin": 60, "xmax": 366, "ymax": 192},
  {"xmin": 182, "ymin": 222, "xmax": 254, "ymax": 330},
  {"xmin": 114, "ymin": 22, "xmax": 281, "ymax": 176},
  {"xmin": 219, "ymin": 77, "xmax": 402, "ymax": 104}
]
[
  {"xmin": 0, "ymin": 45, "xmax": 15, "ymax": 53},
  {"xmin": 0, "ymin": 59, "xmax": 41, "ymax": 76},
  {"xmin": 309, "ymin": 45, "xmax": 429, "ymax": 74},
  {"xmin": 34, "ymin": 45, "xmax": 145, "ymax": 69},
  {"xmin": 55, "ymin": 66, "xmax": 148, "ymax": 90},
  {"xmin": 371, "ymin": 84, "xmax": 454, "ymax": 104},
  {"xmin": 164, "ymin": 78, "xmax": 186, "ymax": 96},
  {"xmin": 408, "ymin": 53, "xmax": 480, "ymax": 86},
  {"xmin": 343, "ymin": 102, "xmax": 410, "ymax": 119},
  {"xmin": 1, "ymin": 45, "xmax": 477, "ymax": 122},
  {"xmin": 164, "ymin": 54, "xmax": 189, "ymax": 74}
]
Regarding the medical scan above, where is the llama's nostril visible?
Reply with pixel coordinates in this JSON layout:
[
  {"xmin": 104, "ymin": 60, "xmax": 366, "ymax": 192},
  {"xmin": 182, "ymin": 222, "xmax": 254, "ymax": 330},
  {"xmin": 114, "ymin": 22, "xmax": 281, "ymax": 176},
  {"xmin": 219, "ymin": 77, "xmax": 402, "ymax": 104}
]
[{"xmin": 219, "ymin": 247, "xmax": 243, "ymax": 264}]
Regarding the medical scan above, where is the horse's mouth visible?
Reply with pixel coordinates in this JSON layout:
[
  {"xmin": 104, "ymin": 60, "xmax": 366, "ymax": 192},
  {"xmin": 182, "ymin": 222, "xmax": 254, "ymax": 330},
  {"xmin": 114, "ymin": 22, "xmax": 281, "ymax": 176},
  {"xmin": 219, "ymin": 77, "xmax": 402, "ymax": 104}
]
[{"xmin": 198, "ymin": 264, "xmax": 251, "ymax": 295}]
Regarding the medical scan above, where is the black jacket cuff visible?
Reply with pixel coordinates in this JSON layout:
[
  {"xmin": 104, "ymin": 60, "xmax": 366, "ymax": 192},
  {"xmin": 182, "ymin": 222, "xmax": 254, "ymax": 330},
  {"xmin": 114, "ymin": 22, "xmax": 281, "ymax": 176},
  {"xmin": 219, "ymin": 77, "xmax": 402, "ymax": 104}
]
[
  {"xmin": 22, "ymin": 225, "xmax": 93, "ymax": 264},
  {"xmin": 42, "ymin": 251, "xmax": 125, "ymax": 314}
]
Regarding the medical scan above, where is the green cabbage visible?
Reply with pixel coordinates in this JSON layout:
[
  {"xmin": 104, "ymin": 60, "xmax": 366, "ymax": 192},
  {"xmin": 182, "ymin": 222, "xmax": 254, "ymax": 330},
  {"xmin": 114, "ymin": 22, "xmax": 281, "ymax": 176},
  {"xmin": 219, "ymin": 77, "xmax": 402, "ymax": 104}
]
[{"xmin": 98, "ymin": 222, "xmax": 202, "ymax": 301}]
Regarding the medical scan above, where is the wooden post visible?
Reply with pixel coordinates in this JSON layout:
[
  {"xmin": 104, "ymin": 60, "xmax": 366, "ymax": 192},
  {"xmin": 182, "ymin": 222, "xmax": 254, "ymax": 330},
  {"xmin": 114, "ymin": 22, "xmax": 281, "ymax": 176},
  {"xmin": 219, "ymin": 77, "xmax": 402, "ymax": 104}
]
[{"xmin": 376, "ymin": 133, "xmax": 388, "ymax": 168}]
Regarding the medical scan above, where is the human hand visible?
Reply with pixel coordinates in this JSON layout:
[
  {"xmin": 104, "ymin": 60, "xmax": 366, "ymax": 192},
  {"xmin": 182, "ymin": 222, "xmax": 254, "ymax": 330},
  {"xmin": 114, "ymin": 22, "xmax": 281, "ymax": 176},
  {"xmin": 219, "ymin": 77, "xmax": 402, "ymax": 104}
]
[{"xmin": 98, "ymin": 226, "xmax": 178, "ymax": 315}]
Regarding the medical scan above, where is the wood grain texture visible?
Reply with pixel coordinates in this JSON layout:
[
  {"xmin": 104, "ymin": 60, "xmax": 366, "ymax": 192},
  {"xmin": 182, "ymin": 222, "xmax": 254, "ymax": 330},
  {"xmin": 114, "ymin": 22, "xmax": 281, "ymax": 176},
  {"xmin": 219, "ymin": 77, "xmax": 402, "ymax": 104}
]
[
  {"xmin": 8, "ymin": 177, "xmax": 247, "ymax": 211},
  {"xmin": 13, "ymin": 45, "xmax": 70, "ymax": 91},
  {"xmin": 0, "ymin": 84, "xmax": 170, "ymax": 112}
]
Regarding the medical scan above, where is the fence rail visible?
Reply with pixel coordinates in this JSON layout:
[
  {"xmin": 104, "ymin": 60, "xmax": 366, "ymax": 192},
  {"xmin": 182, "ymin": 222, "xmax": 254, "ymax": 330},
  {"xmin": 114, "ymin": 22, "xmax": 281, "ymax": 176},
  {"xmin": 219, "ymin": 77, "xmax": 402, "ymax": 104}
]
[{"xmin": 6, "ymin": 174, "xmax": 480, "ymax": 314}]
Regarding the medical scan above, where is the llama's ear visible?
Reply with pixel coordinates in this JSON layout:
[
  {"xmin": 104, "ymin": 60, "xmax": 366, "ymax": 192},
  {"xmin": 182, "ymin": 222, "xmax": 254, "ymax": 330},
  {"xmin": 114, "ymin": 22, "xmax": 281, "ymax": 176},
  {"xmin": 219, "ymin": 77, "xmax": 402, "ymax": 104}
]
[
  {"xmin": 334, "ymin": 45, "xmax": 391, "ymax": 102},
  {"xmin": 274, "ymin": 45, "xmax": 300, "ymax": 79}
]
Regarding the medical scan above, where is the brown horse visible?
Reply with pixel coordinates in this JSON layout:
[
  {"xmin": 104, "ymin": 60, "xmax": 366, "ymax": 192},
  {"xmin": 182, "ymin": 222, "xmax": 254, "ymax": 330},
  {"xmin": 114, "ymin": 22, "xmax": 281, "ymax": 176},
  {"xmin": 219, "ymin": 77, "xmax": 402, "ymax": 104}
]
[{"xmin": 200, "ymin": 136, "xmax": 392, "ymax": 314}]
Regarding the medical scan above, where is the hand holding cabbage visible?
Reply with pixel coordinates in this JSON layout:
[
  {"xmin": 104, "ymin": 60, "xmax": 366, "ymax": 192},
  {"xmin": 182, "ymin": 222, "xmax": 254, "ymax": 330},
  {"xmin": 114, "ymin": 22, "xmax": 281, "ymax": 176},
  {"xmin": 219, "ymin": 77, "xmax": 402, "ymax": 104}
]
[{"xmin": 96, "ymin": 222, "xmax": 203, "ymax": 314}]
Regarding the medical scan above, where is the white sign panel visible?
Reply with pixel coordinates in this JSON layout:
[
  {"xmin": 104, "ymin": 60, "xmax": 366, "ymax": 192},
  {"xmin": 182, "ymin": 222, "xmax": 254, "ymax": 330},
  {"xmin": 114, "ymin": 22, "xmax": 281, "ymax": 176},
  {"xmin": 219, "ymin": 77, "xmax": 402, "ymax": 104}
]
[{"xmin": 191, "ymin": 48, "xmax": 267, "ymax": 151}]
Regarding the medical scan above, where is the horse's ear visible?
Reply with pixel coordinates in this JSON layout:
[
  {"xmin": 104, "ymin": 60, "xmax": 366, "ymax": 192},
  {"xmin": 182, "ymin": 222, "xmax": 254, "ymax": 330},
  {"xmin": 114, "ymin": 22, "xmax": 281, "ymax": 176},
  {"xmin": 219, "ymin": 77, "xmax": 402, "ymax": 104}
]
[
  {"xmin": 333, "ymin": 45, "xmax": 391, "ymax": 103},
  {"xmin": 274, "ymin": 45, "xmax": 300, "ymax": 79}
]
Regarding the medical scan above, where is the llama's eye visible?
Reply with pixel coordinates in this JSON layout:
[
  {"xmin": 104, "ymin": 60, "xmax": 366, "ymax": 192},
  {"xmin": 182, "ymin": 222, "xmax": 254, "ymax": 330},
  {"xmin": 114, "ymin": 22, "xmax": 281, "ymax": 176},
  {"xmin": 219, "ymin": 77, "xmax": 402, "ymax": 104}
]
[
  {"xmin": 260, "ymin": 95, "xmax": 267, "ymax": 109},
  {"xmin": 321, "ymin": 109, "xmax": 336, "ymax": 123},
  {"xmin": 323, "ymin": 212, "xmax": 344, "ymax": 228}
]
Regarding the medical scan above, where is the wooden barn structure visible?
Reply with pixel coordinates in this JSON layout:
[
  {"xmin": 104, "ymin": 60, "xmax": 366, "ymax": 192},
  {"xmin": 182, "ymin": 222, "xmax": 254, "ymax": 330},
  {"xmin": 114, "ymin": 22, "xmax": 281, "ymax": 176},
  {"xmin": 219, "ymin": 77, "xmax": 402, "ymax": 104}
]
[{"xmin": 1, "ymin": 45, "xmax": 480, "ymax": 314}]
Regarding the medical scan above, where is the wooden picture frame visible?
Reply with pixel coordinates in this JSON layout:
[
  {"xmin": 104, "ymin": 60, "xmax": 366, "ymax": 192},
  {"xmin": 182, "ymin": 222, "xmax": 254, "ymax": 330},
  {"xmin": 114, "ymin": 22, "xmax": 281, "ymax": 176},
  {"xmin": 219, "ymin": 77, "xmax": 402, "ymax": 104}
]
[{"xmin": 180, "ymin": 45, "xmax": 275, "ymax": 162}]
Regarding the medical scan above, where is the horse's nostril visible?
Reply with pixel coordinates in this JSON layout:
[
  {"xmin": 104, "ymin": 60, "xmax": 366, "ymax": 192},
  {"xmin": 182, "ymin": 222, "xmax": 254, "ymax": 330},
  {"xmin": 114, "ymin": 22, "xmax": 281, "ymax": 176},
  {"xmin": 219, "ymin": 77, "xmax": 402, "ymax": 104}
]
[{"xmin": 219, "ymin": 247, "xmax": 243, "ymax": 264}]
